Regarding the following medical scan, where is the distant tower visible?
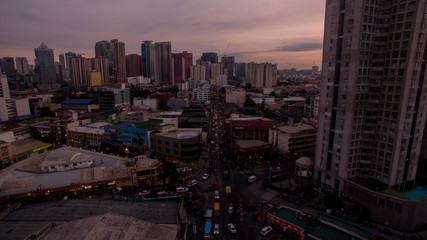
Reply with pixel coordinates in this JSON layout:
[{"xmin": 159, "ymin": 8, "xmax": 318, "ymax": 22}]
[
  {"xmin": 201, "ymin": 52, "xmax": 218, "ymax": 63},
  {"xmin": 91, "ymin": 56, "xmax": 109, "ymax": 84},
  {"xmin": 111, "ymin": 39, "xmax": 126, "ymax": 78},
  {"xmin": 126, "ymin": 54, "xmax": 142, "ymax": 77},
  {"xmin": 172, "ymin": 51, "xmax": 193, "ymax": 85},
  {"xmin": 15, "ymin": 57, "xmax": 30, "ymax": 75},
  {"xmin": 141, "ymin": 41, "xmax": 155, "ymax": 79},
  {"xmin": 34, "ymin": 42, "xmax": 58, "ymax": 91},
  {"xmin": 0, "ymin": 57, "xmax": 16, "ymax": 78},
  {"xmin": 95, "ymin": 40, "xmax": 116, "ymax": 76},
  {"xmin": 154, "ymin": 42, "xmax": 173, "ymax": 86},
  {"xmin": 70, "ymin": 55, "xmax": 91, "ymax": 91}
]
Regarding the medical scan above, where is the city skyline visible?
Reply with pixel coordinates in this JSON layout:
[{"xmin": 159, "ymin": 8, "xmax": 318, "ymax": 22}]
[{"xmin": 0, "ymin": 0, "xmax": 325, "ymax": 69}]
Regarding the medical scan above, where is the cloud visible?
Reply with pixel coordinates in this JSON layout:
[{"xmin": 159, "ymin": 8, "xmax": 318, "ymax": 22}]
[{"xmin": 274, "ymin": 41, "xmax": 323, "ymax": 52}]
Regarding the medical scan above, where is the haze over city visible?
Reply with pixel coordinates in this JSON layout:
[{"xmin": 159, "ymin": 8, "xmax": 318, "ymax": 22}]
[{"xmin": 0, "ymin": 0, "xmax": 325, "ymax": 69}]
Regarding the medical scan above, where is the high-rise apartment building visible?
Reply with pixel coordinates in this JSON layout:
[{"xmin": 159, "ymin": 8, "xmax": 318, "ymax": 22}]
[
  {"xmin": 70, "ymin": 55, "xmax": 91, "ymax": 91},
  {"xmin": 111, "ymin": 39, "xmax": 126, "ymax": 78},
  {"xmin": 91, "ymin": 56, "xmax": 109, "ymax": 84},
  {"xmin": 190, "ymin": 64, "xmax": 206, "ymax": 88},
  {"xmin": 95, "ymin": 40, "xmax": 116, "ymax": 76},
  {"xmin": 172, "ymin": 51, "xmax": 193, "ymax": 85},
  {"xmin": 0, "ymin": 57, "xmax": 15, "ymax": 78},
  {"xmin": 126, "ymin": 54, "xmax": 141, "ymax": 77},
  {"xmin": 201, "ymin": 52, "xmax": 218, "ymax": 63},
  {"xmin": 154, "ymin": 42, "xmax": 173, "ymax": 86},
  {"xmin": 15, "ymin": 57, "xmax": 29, "ymax": 75},
  {"xmin": 246, "ymin": 62, "xmax": 277, "ymax": 89},
  {"xmin": 35, "ymin": 43, "xmax": 59, "ymax": 91},
  {"xmin": 141, "ymin": 41, "xmax": 155, "ymax": 79},
  {"xmin": 315, "ymin": 0, "xmax": 427, "ymax": 193}
]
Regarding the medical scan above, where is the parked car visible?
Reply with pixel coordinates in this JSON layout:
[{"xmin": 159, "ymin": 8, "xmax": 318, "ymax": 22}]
[
  {"xmin": 260, "ymin": 226, "xmax": 273, "ymax": 236},
  {"xmin": 186, "ymin": 179, "xmax": 198, "ymax": 187},
  {"xmin": 228, "ymin": 223, "xmax": 237, "ymax": 234},
  {"xmin": 176, "ymin": 187, "xmax": 189, "ymax": 193},
  {"xmin": 139, "ymin": 190, "xmax": 150, "ymax": 196}
]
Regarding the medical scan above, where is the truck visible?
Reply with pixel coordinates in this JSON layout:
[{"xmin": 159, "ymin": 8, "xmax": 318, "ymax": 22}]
[
  {"xmin": 204, "ymin": 220, "xmax": 212, "ymax": 239},
  {"xmin": 214, "ymin": 202, "xmax": 220, "ymax": 217}
]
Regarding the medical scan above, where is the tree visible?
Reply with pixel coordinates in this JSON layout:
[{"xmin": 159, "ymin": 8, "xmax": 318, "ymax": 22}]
[
  {"xmin": 244, "ymin": 95, "xmax": 256, "ymax": 107},
  {"xmin": 159, "ymin": 99, "xmax": 168, "ymax": 110}
]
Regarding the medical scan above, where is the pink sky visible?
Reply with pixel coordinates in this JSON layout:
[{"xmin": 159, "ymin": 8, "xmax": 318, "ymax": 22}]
[{"xmin": 0, "ymin": 0, "xmax": 325, "ymax": 69}]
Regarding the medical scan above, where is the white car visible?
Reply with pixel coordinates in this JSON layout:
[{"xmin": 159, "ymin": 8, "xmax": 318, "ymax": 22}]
[
  {"xmin": 228, "ymin": 204, "xmax": 233, "ymax": 214},
  {"xmin": 214, "ymin": 190, "xmax": 220, "ymax": 200},
  {"xmin": 182, "ymin": 167, "xmax": 192, "ymax": 172},
  {"xmin": 260, "ymin": 226, "xmax": 272, "ymax": 236},
  {"xmin": 202, "ymin": 173, "xmax": 209, "ymax": 180},
  {"xmin": 176, "ymin": 187, "xmax": 189, "ymax": 193},
  {"xmin": 213, "ymin": 224, "xmax": 220, "ymax": 235},
  {"xmin": 139, "ymin": 190, "xmax": 150, "ymax": 196},
  {"xmin": 248, "ymin": 175, "xmax": 257, "ymax": 183},
  {"xmin": 228, "ymin": 223, "xmax": 237, "ymax": 234},
  {"xmin": 187, "ymin": 179, "xmax": 198, "ymax": 187}
]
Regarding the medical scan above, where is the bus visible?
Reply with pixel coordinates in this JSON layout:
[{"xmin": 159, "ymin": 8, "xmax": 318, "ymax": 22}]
[
  {"xmin": 204, "ymin": 220, "xmax": 212, "ymax": 239},
  {"xmin": 226, "ymin": 186, "xmax": 231, "ymax": 197}
]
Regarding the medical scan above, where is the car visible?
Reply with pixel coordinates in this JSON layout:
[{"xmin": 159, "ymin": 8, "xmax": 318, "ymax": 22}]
[
  {"xmin": 260, "ymin": 226, "xmax": 272, "ymax": 236},
  {"xmin": 213, "ymin": 224, "xmax": 220, "ymax": 235},
  {"xmin": 139, "ymin": 190, "xmax": 150, "ymax": 196},
  {"xmin": 182, "ymin": 167, "xmax": 192, "ymax": 172},
  {"xmin": 277, "ymin": 193, "xmax": 289, "ymax": 200},
  {"xmin": 186, "ymin": 179, "xmax": 198, "ymax": 187},
  {"xmin": 228, "ymin": 204, "xmax": 233, "ymax": 214},
  {"xmin": 248, "ymin": 175, "xmax": 257, "ymax": 183},
  {"xmin": 214, "ymin": 190, "xmax": 220, "ymax": 200},
  {"xmin": 202, "ymin": 173, "xmax": 209, "ymax": 180},
  {"xmin": 176, "ymin": 187, "xmax": 189, "ymax": 193},
  {"xmin": 227, "ymin": 223, "xmax": 237, "ymax": 234}
]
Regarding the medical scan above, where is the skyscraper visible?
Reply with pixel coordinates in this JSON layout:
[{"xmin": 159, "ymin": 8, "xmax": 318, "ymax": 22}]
[
  {"xmin": 126, "ymin": 54, "xmax": 141, "ymax": 77},
  {"xmin": 95, "ymin": 40, "xmax": 116, "ymax": 76},
  {"xmin": 0, "ymin": 57, "xmax": 15, "ymax": 78},
  {"xmin": 315, "ymin": 0, "xmax": 427, "ymax": 193},
  {"xmin": 201, "ymin": 52, "xmax": 218, "ymax": 63},
  {"xmin": 141, "ymin": 41, "xmax": 155, "ymax": 79},
  {"xmin": 15, "ymin": 57, "xmax": 29, "ymax": 75},
  {"xmin": 111, "ymin": 39, "xmax": 126, "ymax": 78},
  {"xmin": 70, "ymin": 55, "xmax": 91, "ymax": 91},
  {"xmin": 154, "ymin": 42, "xmax": 173, "ymax": 86},
  {"xmin": 34, "ymin": 42, "xmax": 59, "ymax": 91},
  {"xmin": 91, "ymin": 56, "xmax": 109, "ymax": 84},
  {"xmin": 172, "ymin": 51, "xmax": 193, "ymax": 85}
]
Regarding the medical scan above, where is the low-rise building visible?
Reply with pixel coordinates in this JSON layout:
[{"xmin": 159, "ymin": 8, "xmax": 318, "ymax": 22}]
[
  {"xmin": 40, "ymin": 149, "xmax": 94, "ymax": 173},
  {"xmin": 0, "ymin": 141, "xmax": 12, "ymax": 169},
  {"xmin": 11, "ymin": 138, "xmax": 53, "ymax": 163},
  {"xmin": 104, "ymin": 121, "xmax": 136, "ymax": 146},
  {"xmin": 132, "ymin": 155, "xmax": 162, "ymax": 186},
  {"xmin": 151, "ymin": 129, "xmax": 202, "ymax": 162},
  {"xmin": 225, "ymin": 87, "xmax": 246, "ymax": 105},
  {"xmin": 269, "ymin": 123, "xmax": 316, "ymax": 157},
  {"xmin": 235, "ymin": 140, "xmax": 271, "ymax": 168},
  {"xmin": 68, "ymin": 126, "xmax": 106, "ymax": 147}
]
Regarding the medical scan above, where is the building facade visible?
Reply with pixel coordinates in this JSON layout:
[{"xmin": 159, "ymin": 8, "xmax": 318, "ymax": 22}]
[
  {"xmin": 315, "ymin": 0, "xmax": 427, "ymax": 194},
  {"xmin": 141, "ymin": 41, "xmax": 155, "ymax": 79},
  {"xmin": 35, "ymin": 43, "xmax": 59, "ymax": 91},
  {"xmin": 172, "ymin": 51, "xmax": 193, "ymax": 86},
  {"xmin": 151, "ymin": 130, "xmax": 202, "ymax": 162},
  {"xmin": 269, "ymin": 123, "xmax": 317, "ymax": 157},
  {"xmin": 126, "ymin": 54, "xmax": 142, "ymax": 77},
  {"xmin": 154, "ymin": 42, "xmax": 173, "ymax": 86}
]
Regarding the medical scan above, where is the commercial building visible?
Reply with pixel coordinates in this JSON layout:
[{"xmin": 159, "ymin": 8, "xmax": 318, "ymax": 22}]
[
  {"xmin": 154, "ymin": 42, "xmax": 173, "ymax": 86},
  {"xmin": 111, "ymin": 39, "xmax": 126, "ymax": 78},
  {"xmin": 0, "ymin": 141, "xmax": 12, "ymax": 169},
  {"xmin": 15, "ymin": 57, "xmax": 30, "ymax": 75},
  {"xmin": 192, "ymin": 84, "xmax": 210, "ymax": 102},
  {"xmin": 225, "ymin": 87, "xmax": 246, "ymax": 106},
  {"xmin": 34, "ymin": 43, "xmax": 60, "ymax": 91},
  {"xmin": 68, "ymin": 126, "xmax": 106, "ymax": 147},
  {"xmin": 201, "ymin": 52, "xmax": 218, "ymax": 63},
  {"xmin": 172, "ymin": 51, "xmax": 192, "ymax": 86},
  {"xmin": 151, "ymin": 129, "xmax": 202, "ymax": 162},
  {"xmin": 228, "ymin": 118, "xmax": 279, "ymax": 143},
  {"xmin": 10, "ymin": 138, "xmax": 53, "ymax": 163},
  {"xmin": 132, "ymin": 155, "xmax": 162, "ymax": 186},
  {"xmin": 40, "ymin": 149, "xmax": 94, "ymax": 173},
  {"xmin": 123, "ymin": 119, "xmax": 163, "ymax": 150},
  {"xmin": 269, "ymin": 123, "xmax": 317, "ymax": 157},
  {"xmin": 62, "ymin": 99, "xmax": 99, "ymax": 112},
  {"xmin": 0, "ymin": 57, "xmax": 15, "ymax": 78},
  {"xmin": 235, "ymin": 140, "xmax": 271, "ymax": 168},
  {"xmin": 104, "ymin": 121, "xmax": 136, "ymax": 146},
  {"xmin": 98, "ymin": 86, "xmax": 131, "ymax": 111},
  {"xmin": 141, "ymin": 41, "xmax": 155, "ymax": 79},
  {"xmin": 126, "ymin": 54, "xmax": 141, "ymax": 77}
]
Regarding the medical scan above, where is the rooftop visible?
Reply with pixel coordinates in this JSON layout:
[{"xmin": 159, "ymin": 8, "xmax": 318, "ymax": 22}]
[
  {"xmin": 68, "ymin": 126, "xmax": 105, "ymax": 135},
  {"xmin": 134, "ymin": 119, "xmax": 163, "ymax": 130},
  {"xmin": 275, "ymin": 123, "xmax": 315, "ymax": 134},
  {"xmin": 0, "ymin": 147, "xmax": 128, "ymax": 196},
  {"xmin": 62, "ymin": 99, "xmax": 98, "ymax": 105},
  {"xmin": 236, "ymin": 140, "xmax": 269, "ymax": 149},
  {"xmin": 0, "ymin": 199, "xmax": 179, "ymax": 240},
  {"xmin": 403, "ymin": 186, "xmax": 427, "ymax": 200},
  {"xmin": 10, "ymin": 139, "xmax": 52, "ymax": 156},
  {"xmin": 316, "ymin": 214, "xmax": 372, "ymax": 240}
]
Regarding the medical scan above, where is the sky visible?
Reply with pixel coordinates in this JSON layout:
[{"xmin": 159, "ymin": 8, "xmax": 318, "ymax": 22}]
[{"xmin": 0, "ymin": 0, "xmax": 325, "ymax": 70}]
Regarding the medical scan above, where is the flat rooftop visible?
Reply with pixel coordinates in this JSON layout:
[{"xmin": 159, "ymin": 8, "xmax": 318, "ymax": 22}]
[
  {"xmin": 0, "ymin": 199, "xmax": 179, "ymax": 240},
  {"xmin": 236, "ymin": 140, "xmax": 269, "ymax": 149},
  {"xmin": 404, "ymin": 186, "xmax": 427, "ymax": 200},
  {"xmin": 10, "ymin": 139, "xmax": 51, "ymax": 156}
]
